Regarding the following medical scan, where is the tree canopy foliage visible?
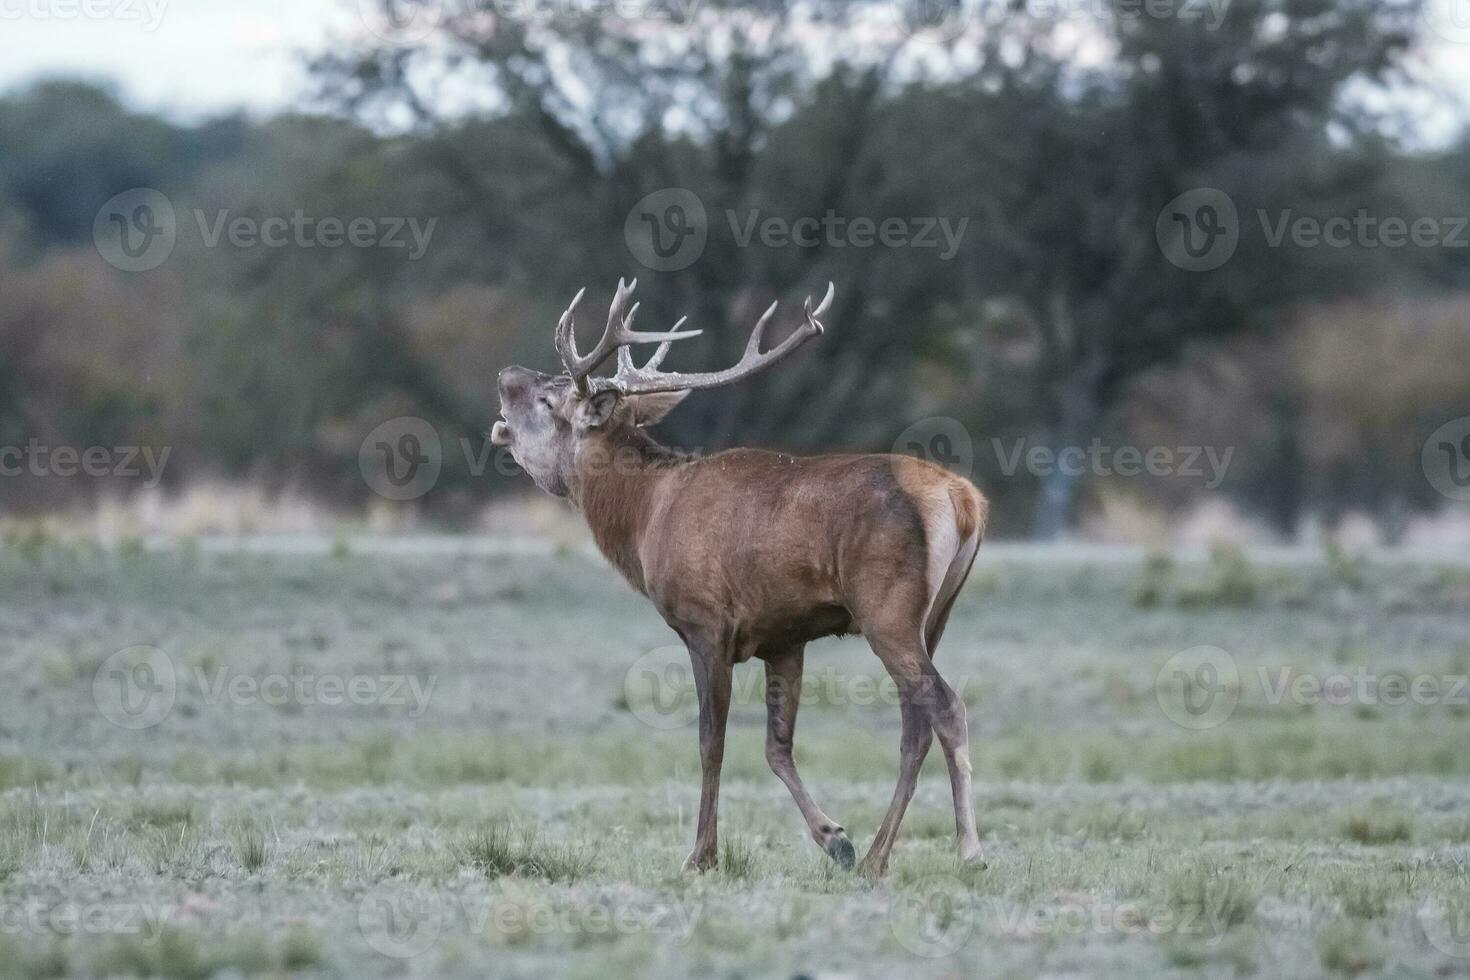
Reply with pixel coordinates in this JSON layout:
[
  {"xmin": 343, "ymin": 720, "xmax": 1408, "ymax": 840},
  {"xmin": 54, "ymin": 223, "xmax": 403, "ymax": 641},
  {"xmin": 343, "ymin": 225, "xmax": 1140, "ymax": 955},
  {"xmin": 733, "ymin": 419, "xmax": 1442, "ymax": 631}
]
[{"xmin": 1, "ymin": 0, "xmax": 1466, "ymax": 536}]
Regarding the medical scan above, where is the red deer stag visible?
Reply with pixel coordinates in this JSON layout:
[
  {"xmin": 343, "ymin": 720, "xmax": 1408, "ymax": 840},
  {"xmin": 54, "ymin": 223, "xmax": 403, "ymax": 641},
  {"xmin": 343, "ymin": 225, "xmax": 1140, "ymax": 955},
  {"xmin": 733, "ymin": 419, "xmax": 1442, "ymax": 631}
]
[{"xmin": 490, "ymin": 280, "xmax": 987, "ymax": 876}]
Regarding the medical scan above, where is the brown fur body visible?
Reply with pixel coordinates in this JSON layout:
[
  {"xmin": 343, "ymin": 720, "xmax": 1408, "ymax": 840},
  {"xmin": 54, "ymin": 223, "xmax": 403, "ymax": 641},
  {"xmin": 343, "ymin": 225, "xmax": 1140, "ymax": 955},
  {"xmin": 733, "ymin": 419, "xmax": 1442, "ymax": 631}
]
[{"xmin": 578, "ymin": 439, "xmax": 986, "ymax": 659}]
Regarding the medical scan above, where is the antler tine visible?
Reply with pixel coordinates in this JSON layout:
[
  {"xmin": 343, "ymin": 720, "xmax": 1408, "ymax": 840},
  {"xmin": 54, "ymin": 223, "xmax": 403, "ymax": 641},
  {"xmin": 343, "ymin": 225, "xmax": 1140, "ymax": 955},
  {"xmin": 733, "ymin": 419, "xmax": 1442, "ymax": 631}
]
[
  {"xmin": 556, "ymin": 280, "xmax": 701, "ymax": 394},
  {"xmin": 613, "ymin": 314, "xmax": 689, "ymax": 382},
  {"xmin": 645, "ymin": 318, "xmax": 688, "ymax": 371},
  {"xmin": 607, "ymin": 278, "xmax": 637, "ymax": 334},
  {"xmin": 553, "ymin": 286, "xmax": 590, "ymax": 392},
  {"xmin": 744, "ymin": 302, "xmax": 779, "ymax": 357},
  {"xmin": 804, "ymin": 280, "xmax": 835, "ymax": 331},
  {"xmin": 607, "ymin": 282, "xmax": 835, "ymax": 396}
]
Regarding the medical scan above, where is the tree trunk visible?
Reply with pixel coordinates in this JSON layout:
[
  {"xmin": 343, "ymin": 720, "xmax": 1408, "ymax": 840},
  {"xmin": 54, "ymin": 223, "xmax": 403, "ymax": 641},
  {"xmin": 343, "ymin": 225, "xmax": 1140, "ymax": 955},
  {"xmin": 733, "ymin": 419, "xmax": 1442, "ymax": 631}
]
[
  {"xmin": 1030, "ymin": 367, "xmax": 1102, "ymax": 541},
  {"xmin": 1031, "ymin": 460, "xmax": 1084, "ymax": 541}
]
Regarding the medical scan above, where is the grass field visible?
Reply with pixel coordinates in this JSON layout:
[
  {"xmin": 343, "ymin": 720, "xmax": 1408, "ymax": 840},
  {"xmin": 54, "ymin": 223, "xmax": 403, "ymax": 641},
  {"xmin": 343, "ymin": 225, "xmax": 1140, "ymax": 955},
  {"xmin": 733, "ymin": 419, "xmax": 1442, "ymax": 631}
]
[{"xmin": 2, "ymin": 538, "xmax": 1470, "ymax": 977}]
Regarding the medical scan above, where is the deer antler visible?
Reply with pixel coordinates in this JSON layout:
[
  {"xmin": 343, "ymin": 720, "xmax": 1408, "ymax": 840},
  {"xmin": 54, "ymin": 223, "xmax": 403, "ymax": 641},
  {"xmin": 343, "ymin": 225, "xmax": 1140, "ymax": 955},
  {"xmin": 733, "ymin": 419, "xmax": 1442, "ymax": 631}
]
[
  {"xmin": 555, "ymin": 281, "xmax": 835, "ymax": 397},
  {"xmin": 554, "ymin": 278, "xmax": 703, "ymax": 395}
]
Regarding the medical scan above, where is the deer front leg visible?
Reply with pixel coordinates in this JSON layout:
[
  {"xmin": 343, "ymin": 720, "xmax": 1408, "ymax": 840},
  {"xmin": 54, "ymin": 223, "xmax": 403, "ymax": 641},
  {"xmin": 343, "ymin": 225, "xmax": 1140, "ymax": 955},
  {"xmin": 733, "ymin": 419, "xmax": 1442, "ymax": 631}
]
[
  {"xmin": 763, "ymin": 647, "xmax": 855, "ymax": 869},
  {"xmin": 682, "ymin": 641, "xmax": 732, "ymax": 873}
]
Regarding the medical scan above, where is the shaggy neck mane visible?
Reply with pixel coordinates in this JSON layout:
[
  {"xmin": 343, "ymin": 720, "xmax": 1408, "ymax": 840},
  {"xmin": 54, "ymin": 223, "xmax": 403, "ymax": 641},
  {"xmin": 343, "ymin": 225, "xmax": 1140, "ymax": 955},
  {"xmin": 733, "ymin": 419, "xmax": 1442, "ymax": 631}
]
[{"xmin": 574, "ymin": 428, "xmax": 689, "ymax": 593}]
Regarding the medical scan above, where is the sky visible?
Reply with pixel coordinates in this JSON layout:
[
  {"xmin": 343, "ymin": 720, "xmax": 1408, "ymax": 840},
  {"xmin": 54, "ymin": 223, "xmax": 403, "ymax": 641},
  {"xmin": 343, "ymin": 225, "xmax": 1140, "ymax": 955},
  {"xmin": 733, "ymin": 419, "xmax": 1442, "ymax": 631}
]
[
  {"xmin": 0, "ymin": 0, "xmax": 352, "ymax": 117},
  {"xmin": 1, "ymin": 0, "xmax": 1468, "ymax": 139}
]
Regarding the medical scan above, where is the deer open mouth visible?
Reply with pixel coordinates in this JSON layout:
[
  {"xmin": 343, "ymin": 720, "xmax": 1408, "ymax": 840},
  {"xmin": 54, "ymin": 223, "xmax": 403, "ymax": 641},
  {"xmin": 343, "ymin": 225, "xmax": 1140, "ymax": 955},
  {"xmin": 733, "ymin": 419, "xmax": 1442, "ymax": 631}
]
[{"xmin": 490, "ymin": 419, "xmax": 513, "ymax": 446}]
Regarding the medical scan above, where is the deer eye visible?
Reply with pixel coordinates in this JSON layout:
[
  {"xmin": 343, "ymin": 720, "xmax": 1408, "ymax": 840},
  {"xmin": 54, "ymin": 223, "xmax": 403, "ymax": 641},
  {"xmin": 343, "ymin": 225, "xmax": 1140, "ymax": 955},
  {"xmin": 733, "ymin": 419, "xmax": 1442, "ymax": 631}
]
[{"xmin": 537, "ymin": 395, "xmax": 556, "ymax": 411}]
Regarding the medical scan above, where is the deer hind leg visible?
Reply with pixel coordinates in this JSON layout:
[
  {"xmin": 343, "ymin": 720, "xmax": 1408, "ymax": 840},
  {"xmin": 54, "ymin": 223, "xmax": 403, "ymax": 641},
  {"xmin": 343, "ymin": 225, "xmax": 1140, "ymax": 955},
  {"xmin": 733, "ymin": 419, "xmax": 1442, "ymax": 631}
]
[
  {"xmin": 682, "ymin": 637, "xmax": 732, "ymax": 873},
  {"xmin": 925, "ymin": 530, "xmax": 984, "ymax": 862},
  {"xmin": 762, "ymin": 646, "xmax": 855, "ymax": 869},
  {"xmin": 926, "ymin": 660, "xmax": 983, "ymax": 863},
  {"xmin": 856, "ymin": 520, "xmax": 984, "ymax": 876},
  {"xmin": 856, "ymin": 630, "xmax": 935, "ymax": 878}
]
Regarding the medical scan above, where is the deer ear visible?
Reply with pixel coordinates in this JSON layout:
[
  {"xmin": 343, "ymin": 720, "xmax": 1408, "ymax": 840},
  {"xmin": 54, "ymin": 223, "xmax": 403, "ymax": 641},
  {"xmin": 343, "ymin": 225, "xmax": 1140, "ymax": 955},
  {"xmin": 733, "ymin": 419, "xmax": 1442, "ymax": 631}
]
[
  {"xmin": 574, "ymin": 390, "xmax": 621, "ymax": 430},
  {"xmin": 629, "ymin": 390, "xmax": 690, "ymax": 427}
]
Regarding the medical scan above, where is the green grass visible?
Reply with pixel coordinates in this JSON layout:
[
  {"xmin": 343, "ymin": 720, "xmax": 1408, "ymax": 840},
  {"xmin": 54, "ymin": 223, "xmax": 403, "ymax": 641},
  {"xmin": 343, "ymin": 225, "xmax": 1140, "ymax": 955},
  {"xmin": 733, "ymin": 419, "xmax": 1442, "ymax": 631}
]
[
  {"xmin": 0, "ymin": 543, "xmax": 1466, "ymax": 978},
  {"xmin": 88, "ymin": 927, "xmax": 322, "ymax": 979},
  {"xmin": 719, "ymin": 836, "xmax": 757, "ymax": 881},
  {"xmin": 227, "ymin": 816, "xmax": 270, "ymax": 872},
  {"xmin": 460, "ymin": 821, "xmax": 596, "ymax": 882}
]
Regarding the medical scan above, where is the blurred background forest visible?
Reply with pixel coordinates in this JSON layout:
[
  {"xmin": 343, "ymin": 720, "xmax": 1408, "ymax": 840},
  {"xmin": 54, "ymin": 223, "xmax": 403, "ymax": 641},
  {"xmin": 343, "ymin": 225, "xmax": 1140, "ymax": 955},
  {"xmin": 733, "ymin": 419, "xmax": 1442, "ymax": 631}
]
[{"xmin": 1, "ymin": 0, "xmax": 1468, "ymax": 541}]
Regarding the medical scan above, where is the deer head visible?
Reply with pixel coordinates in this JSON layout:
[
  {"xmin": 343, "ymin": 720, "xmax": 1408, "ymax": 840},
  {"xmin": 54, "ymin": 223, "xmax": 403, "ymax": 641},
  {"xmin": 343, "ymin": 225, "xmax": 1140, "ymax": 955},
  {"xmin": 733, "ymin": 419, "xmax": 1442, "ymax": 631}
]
[{"xmin": 492, "ymin": 279, "xmax": 834, "ymax": 498}]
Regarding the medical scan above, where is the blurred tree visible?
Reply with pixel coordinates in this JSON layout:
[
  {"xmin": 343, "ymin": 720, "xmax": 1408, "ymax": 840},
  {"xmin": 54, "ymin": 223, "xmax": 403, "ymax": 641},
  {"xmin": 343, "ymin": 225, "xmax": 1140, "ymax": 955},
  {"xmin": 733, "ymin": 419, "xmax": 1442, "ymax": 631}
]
[
  {"xmin": 314, "ymin": 1, "xmax": 954, "ymax": 453},
  {"xmin": 939, "ymin": 0, "xmax": 1425, "ymax": 536},
  {"xmin": 0, "ymin": 0, "xmax": 1460, "ymax": 533},
  {"xmin": 0, "ymin": 81, "xmax": 244, "ymax": 249},
  {"xmin": 321, "ymin": 0, "xmax": 1433, "ymax": 536}
]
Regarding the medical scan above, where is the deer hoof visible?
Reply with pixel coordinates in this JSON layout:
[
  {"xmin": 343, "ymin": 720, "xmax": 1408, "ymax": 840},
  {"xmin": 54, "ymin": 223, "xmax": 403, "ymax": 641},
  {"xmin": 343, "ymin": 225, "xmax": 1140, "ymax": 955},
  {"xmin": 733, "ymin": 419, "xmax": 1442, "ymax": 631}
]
[
  {"xmin": 959, "ymin": 839, "xmax": 986, "ymax": 867},
  {"xmin": 824, "ymin": 832, "xmax": 856, "ymax": 870},
  {"xmin": 681, "ymin": 851, "xmax": 717, "ymax": 874}
]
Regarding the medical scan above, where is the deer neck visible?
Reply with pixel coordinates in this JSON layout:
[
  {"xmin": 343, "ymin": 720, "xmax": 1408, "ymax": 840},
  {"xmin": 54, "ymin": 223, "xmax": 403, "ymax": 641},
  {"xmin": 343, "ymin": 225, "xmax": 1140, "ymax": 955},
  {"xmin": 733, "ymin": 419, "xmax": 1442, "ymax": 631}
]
[{"xmin": 572, "ymin": 429, "xmax": 684, "ymax": 594}]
